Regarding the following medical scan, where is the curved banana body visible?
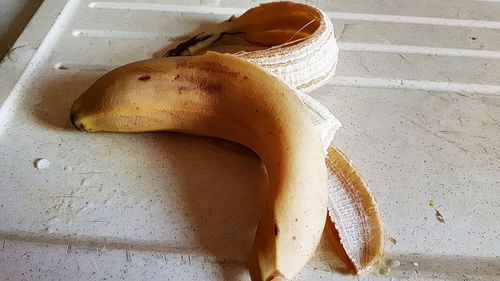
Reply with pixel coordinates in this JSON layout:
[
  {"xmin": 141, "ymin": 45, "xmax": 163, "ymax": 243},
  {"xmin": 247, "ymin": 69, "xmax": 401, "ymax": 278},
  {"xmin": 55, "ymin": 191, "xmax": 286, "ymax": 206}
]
[
  {"xmin": 165, "ymin": 1, "xmax": 339, "ymax": 92},
  {"xmin": 71, "ymin": 52, "xmax": 328, "ymax": 281}
]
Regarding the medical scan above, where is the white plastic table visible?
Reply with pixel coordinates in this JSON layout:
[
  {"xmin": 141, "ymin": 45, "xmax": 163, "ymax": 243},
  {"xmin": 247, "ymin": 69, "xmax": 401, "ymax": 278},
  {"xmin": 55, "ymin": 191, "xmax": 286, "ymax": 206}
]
[{"xmin": 0, "ymin": 1, "xmax": 499, "ymax": 280}]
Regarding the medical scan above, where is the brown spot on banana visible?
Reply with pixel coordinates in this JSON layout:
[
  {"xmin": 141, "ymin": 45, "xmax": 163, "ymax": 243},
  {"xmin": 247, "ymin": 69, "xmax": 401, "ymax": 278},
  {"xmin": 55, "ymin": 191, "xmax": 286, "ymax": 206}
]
[
  {"xmin": 177, "ymin": 60, "xmax": 240, "ymax": 77},
  {"xmin": 138, "ymin": 74, "xmax": 151, "ymax": 81},
  {"xmin": 175, "ymin": 74, "xmax": 223, "ymax": 94}
]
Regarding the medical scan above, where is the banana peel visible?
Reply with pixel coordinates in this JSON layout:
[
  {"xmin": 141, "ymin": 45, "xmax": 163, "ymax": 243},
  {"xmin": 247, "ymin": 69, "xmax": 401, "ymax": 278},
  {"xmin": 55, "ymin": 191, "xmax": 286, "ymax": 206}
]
[
  {"xmin": 326, "ymin": 146, "xmax": 385, "ymax": 274},
  {"xmin": 165, "ymin": 1, "xmax": 339, "ymax": 93}
]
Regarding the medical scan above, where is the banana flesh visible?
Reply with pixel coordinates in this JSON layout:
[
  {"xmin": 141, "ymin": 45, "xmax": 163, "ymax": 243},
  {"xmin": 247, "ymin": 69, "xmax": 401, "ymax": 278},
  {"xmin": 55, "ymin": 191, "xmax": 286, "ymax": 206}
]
[{"xmin": 71, "ymin": 52, "xmax": 328, "ymax": 281}]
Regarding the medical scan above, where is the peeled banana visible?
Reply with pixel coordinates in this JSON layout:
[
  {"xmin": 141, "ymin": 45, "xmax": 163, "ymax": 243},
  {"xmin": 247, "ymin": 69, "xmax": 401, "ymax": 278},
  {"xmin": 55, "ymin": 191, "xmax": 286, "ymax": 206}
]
[
  {"xmin": 71, "ymin": 52, "xmax": 328, "ymax": 281},
  {"xmin": 165, "ymin": 1, "xmax": 339, "ymax": 92}
]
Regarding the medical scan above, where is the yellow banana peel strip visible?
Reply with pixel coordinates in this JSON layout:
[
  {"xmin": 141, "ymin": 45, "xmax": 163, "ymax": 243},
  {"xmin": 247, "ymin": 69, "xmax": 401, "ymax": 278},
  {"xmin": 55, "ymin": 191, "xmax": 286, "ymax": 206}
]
[{"xmin": 326, "ymin": 146, "xmax": 385, "ymax": 274}]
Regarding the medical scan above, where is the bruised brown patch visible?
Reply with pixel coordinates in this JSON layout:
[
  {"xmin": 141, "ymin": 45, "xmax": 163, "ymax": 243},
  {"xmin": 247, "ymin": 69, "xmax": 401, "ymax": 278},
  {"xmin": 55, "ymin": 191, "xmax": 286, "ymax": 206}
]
[
  {"xmin": 176, "ymin": 75, "xmax": 222, "ymax": 94},
  {"xmin": 198, "ymin": 79, "xmax": 222, "ymax": 93},
  {"xmin": 138, "ymin": 74, "xmax": 151, "ymax": 81},
  {"xmin": 177, "ymin": 61, "xmax": 240, "ymax": 77},
  {"xmin": 274, "ymin": 223, "xmax": 279, "ymax": 236}
]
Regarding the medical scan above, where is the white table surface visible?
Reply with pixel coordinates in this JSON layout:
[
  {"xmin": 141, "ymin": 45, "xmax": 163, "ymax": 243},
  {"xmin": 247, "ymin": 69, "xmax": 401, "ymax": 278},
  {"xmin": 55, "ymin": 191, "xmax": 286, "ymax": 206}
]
[
  {"xmin": 0, "ymin": 0, "xmax": 499, "ymax": 280},
  {"xmin": 0, "ymin": 0, "xmax": 44, "ymax": 59}
]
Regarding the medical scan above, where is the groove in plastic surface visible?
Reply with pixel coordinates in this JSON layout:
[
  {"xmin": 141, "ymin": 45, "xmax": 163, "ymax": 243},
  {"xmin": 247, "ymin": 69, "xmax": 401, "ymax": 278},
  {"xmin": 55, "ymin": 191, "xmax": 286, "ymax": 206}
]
[{"xmin": 88, "ymin": 1, "xmax": 500, "ymax": 29}]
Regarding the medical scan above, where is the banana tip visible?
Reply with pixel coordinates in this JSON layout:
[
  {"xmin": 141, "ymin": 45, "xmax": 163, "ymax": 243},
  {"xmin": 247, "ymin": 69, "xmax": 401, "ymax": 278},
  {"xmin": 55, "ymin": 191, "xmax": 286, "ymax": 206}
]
[{"xmin": 70, "ymin": 111, "xmax": 85, "ymax": 131}]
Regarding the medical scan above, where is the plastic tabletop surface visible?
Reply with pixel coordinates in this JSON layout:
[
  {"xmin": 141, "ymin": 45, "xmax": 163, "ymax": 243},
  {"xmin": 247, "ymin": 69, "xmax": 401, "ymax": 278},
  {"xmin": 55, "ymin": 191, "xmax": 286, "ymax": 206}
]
[{"xmin": 0, "ymin": 0, "xmax": 499, "ymax": 280}]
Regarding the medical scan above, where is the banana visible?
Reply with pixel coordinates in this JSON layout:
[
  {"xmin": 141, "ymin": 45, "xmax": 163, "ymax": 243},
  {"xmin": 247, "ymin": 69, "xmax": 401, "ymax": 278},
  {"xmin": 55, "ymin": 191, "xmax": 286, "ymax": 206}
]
[
  {"xmin": 71, "ymin": 52, "xmax": 328, "ymax": 281},
  {"xmin": 165, "ymin": 1, "xmax": 339, "ymax": 92}
]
